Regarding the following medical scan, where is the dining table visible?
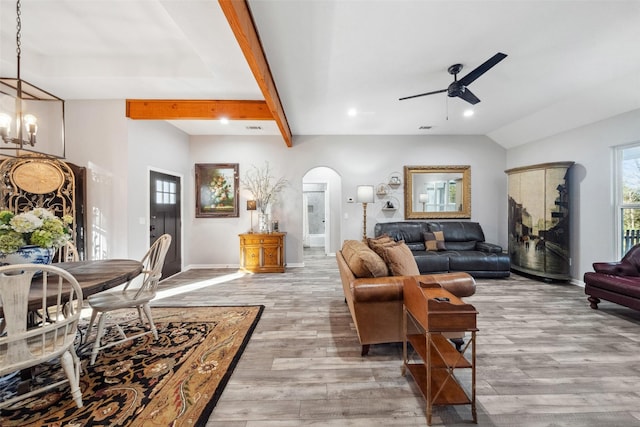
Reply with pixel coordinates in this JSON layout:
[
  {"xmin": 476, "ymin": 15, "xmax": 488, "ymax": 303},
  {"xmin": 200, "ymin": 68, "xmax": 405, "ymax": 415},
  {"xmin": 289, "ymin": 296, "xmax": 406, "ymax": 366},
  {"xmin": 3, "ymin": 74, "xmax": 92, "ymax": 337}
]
[{"xmin": 0, "ymin": 259, "xmax": 144, "ymax": 315}]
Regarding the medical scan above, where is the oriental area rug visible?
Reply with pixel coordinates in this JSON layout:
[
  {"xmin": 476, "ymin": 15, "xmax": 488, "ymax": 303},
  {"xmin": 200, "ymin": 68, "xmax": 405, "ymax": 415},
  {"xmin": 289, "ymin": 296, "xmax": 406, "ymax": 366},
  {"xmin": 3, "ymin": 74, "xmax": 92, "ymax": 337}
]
[{"xmin": 0, "ymin": 305, "xmax": 264, "ymax": 427}]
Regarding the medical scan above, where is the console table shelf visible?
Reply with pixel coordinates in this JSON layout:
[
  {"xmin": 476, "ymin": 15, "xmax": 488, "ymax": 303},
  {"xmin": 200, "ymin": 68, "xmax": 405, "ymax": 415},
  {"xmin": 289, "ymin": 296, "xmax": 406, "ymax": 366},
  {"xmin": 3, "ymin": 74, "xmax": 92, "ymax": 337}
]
[{"xmin": 402, "ymin": 278, "xmax": 478, "ymax": 425}]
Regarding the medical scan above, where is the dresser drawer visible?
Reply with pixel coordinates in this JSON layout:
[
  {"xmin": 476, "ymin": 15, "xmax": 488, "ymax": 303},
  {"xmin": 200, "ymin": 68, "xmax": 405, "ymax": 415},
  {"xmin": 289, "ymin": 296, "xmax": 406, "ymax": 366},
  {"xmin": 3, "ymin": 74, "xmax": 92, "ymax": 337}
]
[{"xmin": 242, "ymin": 236, "xmax": 280, "ymax": 245}]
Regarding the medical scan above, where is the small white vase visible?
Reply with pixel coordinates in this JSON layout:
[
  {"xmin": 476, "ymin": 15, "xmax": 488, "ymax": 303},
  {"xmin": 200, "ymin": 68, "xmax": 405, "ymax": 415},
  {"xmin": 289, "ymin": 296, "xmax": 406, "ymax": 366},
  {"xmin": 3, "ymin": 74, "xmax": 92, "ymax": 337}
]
[{"xmin": 0, "ymin": 245, "xmax": 56, "ymax": 266}]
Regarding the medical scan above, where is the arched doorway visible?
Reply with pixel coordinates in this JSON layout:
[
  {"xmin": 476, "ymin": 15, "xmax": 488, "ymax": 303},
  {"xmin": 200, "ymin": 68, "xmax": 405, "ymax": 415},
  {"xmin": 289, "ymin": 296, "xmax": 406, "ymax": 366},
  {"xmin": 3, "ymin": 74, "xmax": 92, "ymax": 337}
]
[{"xmin": 302, "ymin": 167, "xmax": 342, "ymax": 256}]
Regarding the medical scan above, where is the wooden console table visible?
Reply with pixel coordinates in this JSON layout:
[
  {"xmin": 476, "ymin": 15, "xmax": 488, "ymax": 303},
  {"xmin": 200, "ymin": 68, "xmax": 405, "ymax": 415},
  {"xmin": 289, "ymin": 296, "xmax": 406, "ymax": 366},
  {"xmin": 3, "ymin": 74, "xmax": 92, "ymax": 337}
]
[
  {"xmin": 239, "ymin": 232, "xmax": 286, "ymax": 273},
  {"xmin": 402, "ymin": 278, "xmax": 478, "ymax": 425}
]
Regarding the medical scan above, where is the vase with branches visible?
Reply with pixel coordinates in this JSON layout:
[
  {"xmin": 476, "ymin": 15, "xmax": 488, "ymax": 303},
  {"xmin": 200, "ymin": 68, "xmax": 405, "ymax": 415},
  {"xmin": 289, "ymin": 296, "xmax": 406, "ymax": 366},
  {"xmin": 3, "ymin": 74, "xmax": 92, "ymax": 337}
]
[{"xmin": 242, "ymin": 162, "xmax": 287, "ymax": 232}]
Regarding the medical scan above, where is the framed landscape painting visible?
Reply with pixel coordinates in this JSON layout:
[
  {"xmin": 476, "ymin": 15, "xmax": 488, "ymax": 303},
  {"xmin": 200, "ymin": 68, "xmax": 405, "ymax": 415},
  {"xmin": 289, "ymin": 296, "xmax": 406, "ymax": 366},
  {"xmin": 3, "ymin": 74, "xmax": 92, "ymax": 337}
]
[{"xmin": 195, "ymin": 163, "xmax": 239, "ymax": 218}]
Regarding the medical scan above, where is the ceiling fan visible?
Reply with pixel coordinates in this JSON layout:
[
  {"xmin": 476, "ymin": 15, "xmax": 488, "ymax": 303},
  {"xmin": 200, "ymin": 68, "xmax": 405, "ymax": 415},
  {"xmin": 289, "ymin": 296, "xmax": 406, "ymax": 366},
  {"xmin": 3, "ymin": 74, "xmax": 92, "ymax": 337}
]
[{"xmin": 399, "ymin": 52, "xmax": 507, "ymax": 105}]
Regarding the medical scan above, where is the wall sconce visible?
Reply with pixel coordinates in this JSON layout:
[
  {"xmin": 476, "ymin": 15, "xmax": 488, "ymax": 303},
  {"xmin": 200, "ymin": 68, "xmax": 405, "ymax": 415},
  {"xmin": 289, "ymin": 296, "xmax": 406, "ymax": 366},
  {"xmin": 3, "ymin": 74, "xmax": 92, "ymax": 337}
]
[
  {"xmin": 356, "ymin": 185, "xmax": 374, "ymax": 241},
  {"xmin": 0, "ymin": 0, "xmax": 65, "ymax": 158},
  {"xmin": 419, "ymin": 193, "xmax": 428, "ymax": 211},
  {"xmin": 247, "ymin": 200, "xmax": 257, "ymax": 233}
]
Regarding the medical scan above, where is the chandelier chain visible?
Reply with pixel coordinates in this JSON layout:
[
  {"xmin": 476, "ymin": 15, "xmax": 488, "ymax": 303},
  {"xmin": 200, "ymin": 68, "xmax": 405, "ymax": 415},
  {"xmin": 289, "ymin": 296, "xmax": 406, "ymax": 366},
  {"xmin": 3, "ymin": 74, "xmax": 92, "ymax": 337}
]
[
  {"xmin": 16, "ymin": 0, "xmax": 21, "ymax": 56},
  {"xmin": 16, "ymin": 0, "xmax": 22, "ymax": 77}
]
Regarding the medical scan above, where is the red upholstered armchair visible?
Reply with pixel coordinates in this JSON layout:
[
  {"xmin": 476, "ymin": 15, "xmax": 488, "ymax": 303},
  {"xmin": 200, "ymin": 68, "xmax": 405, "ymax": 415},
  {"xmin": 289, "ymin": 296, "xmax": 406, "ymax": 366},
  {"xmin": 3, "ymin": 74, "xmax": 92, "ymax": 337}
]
[{"xmin": 584, "ymin": 244, "xmax": 640, "ymax": 311}]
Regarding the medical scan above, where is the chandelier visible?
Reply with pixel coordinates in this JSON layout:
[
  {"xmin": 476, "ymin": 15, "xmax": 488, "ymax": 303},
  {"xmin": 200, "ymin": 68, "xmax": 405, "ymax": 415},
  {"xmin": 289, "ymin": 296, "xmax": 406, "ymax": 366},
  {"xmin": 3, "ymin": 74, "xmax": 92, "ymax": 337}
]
[{"xmin": 0, "ymin": 0, "xmax": 65, "ymax": 158}]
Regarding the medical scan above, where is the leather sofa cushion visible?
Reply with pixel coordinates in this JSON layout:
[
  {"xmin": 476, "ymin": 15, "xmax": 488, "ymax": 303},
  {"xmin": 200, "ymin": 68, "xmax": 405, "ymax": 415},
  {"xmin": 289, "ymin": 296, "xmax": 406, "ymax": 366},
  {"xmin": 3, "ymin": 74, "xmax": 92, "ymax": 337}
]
[
  {"xmin": 446, "ymin": 241, "xmax": 477, "ymax": 251},
  {"xmin": 414, "ymin": 251, "xmax": 449, "ymax": 273},
  {"xmin": 382, "ymin": 241, "xmax": 420, "ymax": 276},
  {"xmin": 341, "ymin": 240, "xmax": 389, "ymax": 278},
  {"xmin": 427, "ymin": 221, "xmax": 485, "ymax": 242},
  {"xmin": 374, "ymin": 222, "xmax": 428, "ymax": 245},
  {"xmin": 448, "ymin": 250, "xmax": 510, "ymax": 271}
]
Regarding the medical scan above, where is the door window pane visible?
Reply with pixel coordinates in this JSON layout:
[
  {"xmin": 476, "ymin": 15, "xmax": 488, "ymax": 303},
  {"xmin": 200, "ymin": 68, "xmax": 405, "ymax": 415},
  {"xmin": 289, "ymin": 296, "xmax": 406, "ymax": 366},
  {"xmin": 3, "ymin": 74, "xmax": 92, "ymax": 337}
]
[{"xmin": 155, "ymin": 179, "xmax": 177, "ymax": 205}]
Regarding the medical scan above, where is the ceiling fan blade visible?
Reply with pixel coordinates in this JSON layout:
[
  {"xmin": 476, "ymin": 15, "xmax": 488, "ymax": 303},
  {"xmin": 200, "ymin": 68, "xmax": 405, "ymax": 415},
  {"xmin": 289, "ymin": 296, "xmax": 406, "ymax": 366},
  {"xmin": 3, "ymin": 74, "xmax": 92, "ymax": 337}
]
[
  {"xmin": 399, "ymin": 88, "xmax": 447, "ymax": 101},
  {"xmin": 457, "ymin": 88, "xmax": 481, "ymax": 105},
  {"xmin": 458, "ymin": 52, "xmax": 507, "ymax": 87}
]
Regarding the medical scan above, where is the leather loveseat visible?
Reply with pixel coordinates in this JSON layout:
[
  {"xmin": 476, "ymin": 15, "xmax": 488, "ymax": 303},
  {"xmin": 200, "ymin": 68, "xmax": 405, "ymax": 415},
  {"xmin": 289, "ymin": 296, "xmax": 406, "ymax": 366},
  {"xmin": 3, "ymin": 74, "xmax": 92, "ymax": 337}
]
[
  {"xmin": 584, "ymin": 244, "xmax": 640, "ymax": 311},
  {"xmin": 374, "ymin": 221, "xmax": 510, "ymax": 278},
  {"xmin": 336, "ymin": 240, "xmax": 476, "ymax": 355}
]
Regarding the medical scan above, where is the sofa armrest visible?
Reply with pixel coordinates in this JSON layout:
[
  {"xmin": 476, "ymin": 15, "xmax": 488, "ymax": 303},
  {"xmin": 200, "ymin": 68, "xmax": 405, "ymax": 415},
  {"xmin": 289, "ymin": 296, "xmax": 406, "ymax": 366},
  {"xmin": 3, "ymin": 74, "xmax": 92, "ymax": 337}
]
[
  {"xmin": 593, "ymin": 261, "xmax": 640, "ymax": 277},
  {"xmin": 351, "ymin": 277, "xmax": 405, "ymax": 303},
  {"xmin": 476, "ymin": 241, "xmax": 503, "ymax": 253},
  {"xmin": 416, "ymin": 272, "xmax": 476, "ymax": 298},
  {"xmin": 350, "ymin": 273, "xmax": 476, "ymax": 303}
]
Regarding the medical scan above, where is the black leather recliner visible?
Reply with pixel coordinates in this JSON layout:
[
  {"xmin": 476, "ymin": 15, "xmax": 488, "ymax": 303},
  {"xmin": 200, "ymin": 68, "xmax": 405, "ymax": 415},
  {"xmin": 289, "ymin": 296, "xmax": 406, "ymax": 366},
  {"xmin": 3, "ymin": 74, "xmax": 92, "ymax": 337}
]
[{"xmin": 374, "ymin": 221, "xmax": 511, "ymax": 278}]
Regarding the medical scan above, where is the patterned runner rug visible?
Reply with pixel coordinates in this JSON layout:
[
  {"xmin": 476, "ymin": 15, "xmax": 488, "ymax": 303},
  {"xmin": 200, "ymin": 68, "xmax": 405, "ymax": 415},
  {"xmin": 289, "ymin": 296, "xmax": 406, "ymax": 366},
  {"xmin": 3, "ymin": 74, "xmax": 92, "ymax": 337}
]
[{"xmin": 0, "ymin": 305, "xmax": 264, "ymax": 426}]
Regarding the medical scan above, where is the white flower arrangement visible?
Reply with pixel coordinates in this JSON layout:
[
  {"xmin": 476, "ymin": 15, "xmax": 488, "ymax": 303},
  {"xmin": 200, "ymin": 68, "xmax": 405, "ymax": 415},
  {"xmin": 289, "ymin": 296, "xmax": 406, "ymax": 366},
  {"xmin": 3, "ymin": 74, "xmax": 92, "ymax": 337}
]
[
  {"xmin": 0, "ymin": 208, "xmax": 73, "ymax": 253},
  {"xmin": 242, "ymin": 162, "xmax": 287, "ymax": 214}
]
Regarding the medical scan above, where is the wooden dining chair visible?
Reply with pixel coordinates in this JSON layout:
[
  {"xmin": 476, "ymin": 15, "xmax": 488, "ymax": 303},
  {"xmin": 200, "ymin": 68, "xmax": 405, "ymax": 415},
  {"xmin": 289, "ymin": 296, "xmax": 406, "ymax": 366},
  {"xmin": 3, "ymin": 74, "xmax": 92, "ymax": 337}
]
[
  {"xmin": 84, "ymin": 234, "xmax": 172, "ymax": 365},
  {"xmin": 0, "ymin": 264, "xmax": 84, "ymax": 409}
]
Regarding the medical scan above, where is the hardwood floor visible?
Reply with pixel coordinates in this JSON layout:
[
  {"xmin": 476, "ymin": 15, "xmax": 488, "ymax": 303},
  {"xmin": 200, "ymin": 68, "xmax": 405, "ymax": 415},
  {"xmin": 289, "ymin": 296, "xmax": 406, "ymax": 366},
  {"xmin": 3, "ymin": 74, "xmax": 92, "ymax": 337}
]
[{"xmin": 153, "ymin": 249, "xmax": 640, "ymax": 426}]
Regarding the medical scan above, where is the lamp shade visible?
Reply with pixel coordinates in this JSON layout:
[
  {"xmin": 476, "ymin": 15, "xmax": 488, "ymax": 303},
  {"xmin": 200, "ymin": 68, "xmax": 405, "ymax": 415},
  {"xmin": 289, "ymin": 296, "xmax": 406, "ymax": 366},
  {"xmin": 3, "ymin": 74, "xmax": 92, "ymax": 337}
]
[
  {"xmin": 419, "ymin": 193, "xmax": 428, "ymax": 203},
  {"xmin": 356, "ymin": 185, "xmax": 374, "ymax": 203},
  {"xmin": 247, "ymin": 200, "xmax": 257, "ymax": 210}
]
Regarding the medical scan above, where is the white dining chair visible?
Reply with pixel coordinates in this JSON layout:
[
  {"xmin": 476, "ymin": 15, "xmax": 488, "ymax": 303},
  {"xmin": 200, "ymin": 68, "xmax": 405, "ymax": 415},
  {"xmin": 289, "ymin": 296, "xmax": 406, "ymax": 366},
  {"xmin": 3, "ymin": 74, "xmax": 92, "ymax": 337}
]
[
  {"xmin": 56, "ymin": 240, "xmax": 80, "ymax": 263},
  {"xmin": 84, "ymin": 234, "xmax": 172, "ymax": 365},
  {"xmin": 0, "ymin": 264, "xmax": 84, "ymax": 409}
]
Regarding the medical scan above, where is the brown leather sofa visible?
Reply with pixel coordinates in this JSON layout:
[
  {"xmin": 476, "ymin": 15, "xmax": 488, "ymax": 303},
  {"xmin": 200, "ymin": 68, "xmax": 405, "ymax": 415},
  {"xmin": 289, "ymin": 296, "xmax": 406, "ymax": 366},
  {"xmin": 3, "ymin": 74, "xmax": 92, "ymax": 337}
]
[
  {"xmin": 336, "ymin": 248, "xmax": 476, "ymax": 355},
  {"xmin": 584, "ymin": 244, "xmax": 640, "ymax": 311}
]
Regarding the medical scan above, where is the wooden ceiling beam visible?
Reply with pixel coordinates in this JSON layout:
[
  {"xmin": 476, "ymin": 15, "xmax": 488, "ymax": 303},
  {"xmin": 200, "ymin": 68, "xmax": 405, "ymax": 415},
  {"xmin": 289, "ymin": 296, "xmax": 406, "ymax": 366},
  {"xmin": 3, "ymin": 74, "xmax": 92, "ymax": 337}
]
[
  {"xmin": 126, "ymin": 99, "xmax": 273, "ymax": 120},
  {"xmin": 219, "ymin": 0, "xmax": 293, "ymax": 147}
]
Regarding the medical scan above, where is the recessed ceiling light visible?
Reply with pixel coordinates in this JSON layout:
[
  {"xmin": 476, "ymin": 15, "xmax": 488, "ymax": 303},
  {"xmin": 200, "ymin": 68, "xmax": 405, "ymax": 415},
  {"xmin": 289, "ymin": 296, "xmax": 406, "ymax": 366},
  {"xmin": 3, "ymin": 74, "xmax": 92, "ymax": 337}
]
[
  {"xmin": 463, "ymin": 109, "xmax": 474, "ymax": 117},
  {"xmin": 220, "ymin": 117, "xmax": 229, "ymax": 124},
  {"xmin": 347, "ymin": 108, "xmax": 358, "ymax": 117}
]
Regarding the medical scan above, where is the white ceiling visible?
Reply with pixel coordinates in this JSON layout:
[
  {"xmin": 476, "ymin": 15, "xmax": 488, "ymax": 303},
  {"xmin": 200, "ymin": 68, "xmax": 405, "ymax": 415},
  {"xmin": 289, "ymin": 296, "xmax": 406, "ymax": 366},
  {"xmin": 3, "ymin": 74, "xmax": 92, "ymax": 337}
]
[{"xmin": 1, "ymin": 0, "xmax": 639, "ymax": 148}]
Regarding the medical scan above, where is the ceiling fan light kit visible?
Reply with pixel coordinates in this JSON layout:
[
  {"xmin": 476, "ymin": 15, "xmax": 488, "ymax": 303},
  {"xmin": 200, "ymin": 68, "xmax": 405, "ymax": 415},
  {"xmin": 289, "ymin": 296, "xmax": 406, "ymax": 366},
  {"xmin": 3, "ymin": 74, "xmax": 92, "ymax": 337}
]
[{"xmin": 400, "ymin": 52, "xmax": 507, "ymax": 106}]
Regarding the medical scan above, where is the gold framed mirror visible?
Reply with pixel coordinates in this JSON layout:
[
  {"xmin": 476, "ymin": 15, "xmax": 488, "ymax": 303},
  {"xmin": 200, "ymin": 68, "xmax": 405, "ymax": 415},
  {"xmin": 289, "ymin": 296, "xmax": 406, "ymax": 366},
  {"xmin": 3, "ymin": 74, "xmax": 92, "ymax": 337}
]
[{"xmin": 404, "ymin": 165, "xmax": 471, "ymax": 219}]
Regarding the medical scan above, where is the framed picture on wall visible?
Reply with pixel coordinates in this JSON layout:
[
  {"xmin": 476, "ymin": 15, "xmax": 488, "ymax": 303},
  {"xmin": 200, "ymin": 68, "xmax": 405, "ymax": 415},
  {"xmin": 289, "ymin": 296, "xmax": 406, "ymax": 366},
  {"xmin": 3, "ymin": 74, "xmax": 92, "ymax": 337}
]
[{"xmin": 195, "ymin": 163, "xmax": 239, "ymax": 218}]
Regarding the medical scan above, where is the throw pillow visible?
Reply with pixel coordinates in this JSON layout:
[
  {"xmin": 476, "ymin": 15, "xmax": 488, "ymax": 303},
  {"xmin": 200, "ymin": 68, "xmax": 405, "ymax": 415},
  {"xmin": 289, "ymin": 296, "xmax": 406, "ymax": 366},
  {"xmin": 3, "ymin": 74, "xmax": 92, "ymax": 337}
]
[
  {"xmin": 341, "ymin": 240, "xmax": 389, "ymax": 278},
  {"xmin": 382, "ymin": 241, "xmax": 420, "ymax": 276},
  {"xmin": 424, "ymin": 231, "xmax": 446, "ymax": 251},
  {"xmin": 367, "ymin": 234, "xmax": 395, "ymax": 258}
]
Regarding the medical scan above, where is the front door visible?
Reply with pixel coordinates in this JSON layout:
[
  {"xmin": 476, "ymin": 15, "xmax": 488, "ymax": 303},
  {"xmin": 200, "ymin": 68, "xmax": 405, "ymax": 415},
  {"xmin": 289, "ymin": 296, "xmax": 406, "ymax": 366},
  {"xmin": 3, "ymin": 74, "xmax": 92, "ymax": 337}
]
[{"xmin": 150, "ymin": 171, "xmax": 181, "ymax": 279}]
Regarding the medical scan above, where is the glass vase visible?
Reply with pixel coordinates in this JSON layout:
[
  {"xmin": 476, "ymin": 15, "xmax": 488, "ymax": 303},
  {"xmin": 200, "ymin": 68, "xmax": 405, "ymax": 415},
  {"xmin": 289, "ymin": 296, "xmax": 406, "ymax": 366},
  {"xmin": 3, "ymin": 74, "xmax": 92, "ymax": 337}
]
[{"xmin": 258, "ymin": 213, "xmax": 270, "ymax": 233}]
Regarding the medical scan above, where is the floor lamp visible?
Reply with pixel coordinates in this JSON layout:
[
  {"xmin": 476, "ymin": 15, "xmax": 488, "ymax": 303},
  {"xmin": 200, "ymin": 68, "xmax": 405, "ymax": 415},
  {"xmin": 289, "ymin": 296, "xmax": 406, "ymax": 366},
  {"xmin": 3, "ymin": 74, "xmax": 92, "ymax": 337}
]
[
  {"xmin": 247, "ymin": 200, "xmax": 257, "ymax": 233},
  {"xmin": 356, "ymin": 185, "xmax": 374, "ymax": 241}
]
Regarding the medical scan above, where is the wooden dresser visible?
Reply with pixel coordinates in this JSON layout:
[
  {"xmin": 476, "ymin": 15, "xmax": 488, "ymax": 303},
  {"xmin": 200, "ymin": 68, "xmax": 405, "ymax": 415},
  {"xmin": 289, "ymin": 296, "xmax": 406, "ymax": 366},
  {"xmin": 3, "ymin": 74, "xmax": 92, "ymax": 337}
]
[{"xmin": 239, "ymin": 232, "xmax": 286, "ymax": 273}]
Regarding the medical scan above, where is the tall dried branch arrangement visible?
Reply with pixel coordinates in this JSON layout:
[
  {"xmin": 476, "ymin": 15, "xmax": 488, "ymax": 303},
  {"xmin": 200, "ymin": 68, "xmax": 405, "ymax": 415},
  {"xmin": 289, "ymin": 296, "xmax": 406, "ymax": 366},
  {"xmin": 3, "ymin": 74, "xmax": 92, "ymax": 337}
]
[{"xmin": 242, "ymin": 162, "xmax": 287, "ymax": 213}]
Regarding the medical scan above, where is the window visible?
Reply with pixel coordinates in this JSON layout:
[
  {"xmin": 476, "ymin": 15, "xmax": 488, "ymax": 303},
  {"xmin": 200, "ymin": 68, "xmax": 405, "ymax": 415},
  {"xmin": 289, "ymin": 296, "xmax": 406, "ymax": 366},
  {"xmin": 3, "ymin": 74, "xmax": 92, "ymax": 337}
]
[
  {"xmin": 155, "ymin": 179, "xmax": 176, "ymax": 205},
  {"xmin": 617, "ymin": 143, "xmax": 640, "ymax": 256}
]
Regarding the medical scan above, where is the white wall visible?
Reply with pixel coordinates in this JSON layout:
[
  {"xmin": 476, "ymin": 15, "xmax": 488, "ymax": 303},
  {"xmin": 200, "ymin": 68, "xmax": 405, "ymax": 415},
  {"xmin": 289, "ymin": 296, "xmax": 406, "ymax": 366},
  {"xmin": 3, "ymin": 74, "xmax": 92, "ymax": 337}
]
[
  {"xmin": 127, "ymin": 120, "xmax": 190, "ymax": 260},
  {"xmin": 506, "ymin": 108, "xmax": 640, "ymax": 281},
  {"xmin": 65, "ymin": 100, "xmax": 130, "ymax": 259},
  {"xmin": 188, "ymin": 134, "xmax": 507, "ymax": 268},
  {"xmin": 65, "ymin": 100, "xmax": 190, "ymax": 261}
]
